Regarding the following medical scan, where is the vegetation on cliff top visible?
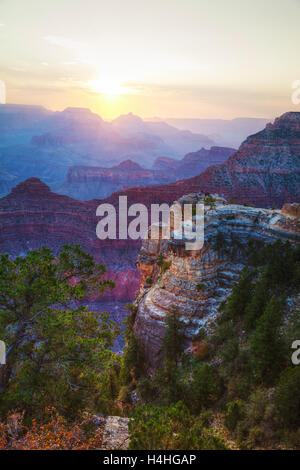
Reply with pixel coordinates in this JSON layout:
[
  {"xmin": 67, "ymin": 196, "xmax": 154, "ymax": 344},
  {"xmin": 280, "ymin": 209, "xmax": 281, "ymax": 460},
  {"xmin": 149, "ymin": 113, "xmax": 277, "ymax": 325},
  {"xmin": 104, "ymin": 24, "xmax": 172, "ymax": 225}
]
[
  {"xmin": 124, "ymin": 240, "xmax": 300, "ymax": 449},
  {"xmin": 0, "ymin": 245, "xmax": 121, "ymax": 434},
  {"xmin": 0, "ymin": 240, "xmax": 300, "ymax": 449}
]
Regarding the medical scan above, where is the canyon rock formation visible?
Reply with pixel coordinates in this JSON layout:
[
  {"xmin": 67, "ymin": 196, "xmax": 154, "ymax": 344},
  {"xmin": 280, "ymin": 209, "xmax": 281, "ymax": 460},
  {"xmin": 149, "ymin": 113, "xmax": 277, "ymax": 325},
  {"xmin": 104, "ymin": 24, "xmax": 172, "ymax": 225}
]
[
  {"xmin": 133, "ymin": 193, "xmax": 300, "ymax": 367},
  {"xmin": 0, "ymin": 177, "xmax": 141, "ymax": 301},
  {"xmin": 57, "ymin": 146, "xmax": 235, "ymax": 200},
  {"xmin": 57, "ymin": 159, "xmax": 173, "ymax": 200},
  {"xmin": 157, "ymin": 112, "xmax": 300, "ymax": 208}
]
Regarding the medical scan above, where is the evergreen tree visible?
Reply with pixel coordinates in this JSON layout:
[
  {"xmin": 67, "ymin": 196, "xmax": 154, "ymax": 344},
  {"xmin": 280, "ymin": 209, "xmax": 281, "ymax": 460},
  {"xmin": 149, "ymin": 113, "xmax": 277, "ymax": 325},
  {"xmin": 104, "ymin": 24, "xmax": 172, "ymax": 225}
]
[
  {"xmin": 245, "ymin": 272, "xmax": 270, "ymax": 331},
  {"xmin": 275, "ymin": 366, "xmax": 300, "ymax": 429},
  {"xmin": 160, "ymin": 305, "xmax": 186, "ymax": 366},
  {"xmin": 224, "ymin": 267, "xmax": 254, "ymax": 322},
  {"xmin": 264, "ymin": 240, "xmax": 294, "ymax": 287},
  {"xmin": 120, "ymin": 304, "xmax": 144, "ymax": 385},
  {"xmin": 250, "ymin": 296, "xmax": 285, "ymax": 383},
  {"xmin": 154, "ymin": 306, "xmax": 187, "ymax": 404},
  {"xmin": 0, "ymin": 245, "xmax": 118, "ymax": 419},
  {"xmin": 189, "ymin": 363, "xmax": 222, "ymax": 413}
]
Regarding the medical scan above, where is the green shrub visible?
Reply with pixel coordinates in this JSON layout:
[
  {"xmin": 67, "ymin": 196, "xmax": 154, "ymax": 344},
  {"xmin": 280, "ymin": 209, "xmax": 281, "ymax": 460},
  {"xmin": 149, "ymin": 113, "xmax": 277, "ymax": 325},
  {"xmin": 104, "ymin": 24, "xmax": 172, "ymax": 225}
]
[
  {"xmin": 189, "ymin": 363, "xmax": 222, "ymax": 413},
  {"xmin": 275, "ymin": 367, "xmax": 300, "ymax": 429},
  {"xmin": 161, "ymin": 261, "xmax": 171, "ymax": 274},
  {"xmin": 196, "ymin": 282, "xmax": 206, "ymax": 291},
  {"xmin": 128, "ymin": 402, "xmax": 227, "ymax": 450},
  {"xmin": 224, "ymin": 400, "xmax": 245, "ymax": 431},
  {"xmin": 249, "ymin": 296, "xmax": 285, "ymax": 383}
]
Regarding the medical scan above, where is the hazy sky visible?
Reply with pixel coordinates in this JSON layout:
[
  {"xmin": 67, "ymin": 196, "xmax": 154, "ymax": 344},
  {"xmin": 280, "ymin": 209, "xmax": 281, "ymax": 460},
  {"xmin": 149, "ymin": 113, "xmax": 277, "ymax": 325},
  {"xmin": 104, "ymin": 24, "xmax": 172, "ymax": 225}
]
[{"xmin": 0, "ymin": 0, "xmax": 300, "ymax": 119}]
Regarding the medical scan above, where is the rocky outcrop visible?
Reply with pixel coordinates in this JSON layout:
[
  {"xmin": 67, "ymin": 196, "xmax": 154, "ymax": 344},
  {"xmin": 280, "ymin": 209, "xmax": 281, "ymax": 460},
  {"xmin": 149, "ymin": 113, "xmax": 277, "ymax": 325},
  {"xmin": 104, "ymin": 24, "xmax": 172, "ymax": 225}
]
[
  {"xmin": 57, "ymin": 146, "xmax": 235, "ymax": 200},
  {"xmin": 100, "ymin": 416, "xmax": 130, "ymax": 450},
  {"xmin": 176, "ymin": 146, "xmax": 236, "ymax": 178},
  {"xmin": 133, "ymin": 193, "xmax": 300, "ymax": 368},
  {"xmin": 1, "ymin": 111, "xmax": 299, "ymax": 303},
  {"xmin": 0, "ymin": 105, "xmax": 217, "ymax": 199},
  {"xmin": 152, "ymin": 156, "xmax": 181, "ymax": 172},
  {"xmin": 0, "ymin": 176, "xmax": 200, "ymax": 301},
  {"xmin": 282, "ymin": 203, "xmax": 300, "ymax": 218},
  {"xmin": 142, "ymin": 112, "xmax": 300, "ymax": 208},
  {"xmin": 111, "ymin": 112, "xmax": 215, "ymax": 155},
  {"xmin": 172, "ymin": 112, "xmax": 300, "ymax": 207},
  {"xmin": 57, "ymin": 160, "xmax": 173, "ymax": 200},
  {"xmin": 152, "ymin": 146, "xmax": 235, "ymax": 179},
  {"xmin": 0, "ymin": 178, "xmax": 141, "ymax": 302},
  {"xmin": 88, "ymin": 415, "xmax": 130, "ymax": 450}
]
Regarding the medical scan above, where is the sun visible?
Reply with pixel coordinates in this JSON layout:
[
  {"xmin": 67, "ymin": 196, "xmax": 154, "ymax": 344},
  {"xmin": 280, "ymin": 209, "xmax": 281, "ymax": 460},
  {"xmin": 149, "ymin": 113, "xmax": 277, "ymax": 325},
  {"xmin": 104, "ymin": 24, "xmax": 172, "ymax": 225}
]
[{"xmin": 88, "ymin": 77, "xmax": 129, "ymax": 97}]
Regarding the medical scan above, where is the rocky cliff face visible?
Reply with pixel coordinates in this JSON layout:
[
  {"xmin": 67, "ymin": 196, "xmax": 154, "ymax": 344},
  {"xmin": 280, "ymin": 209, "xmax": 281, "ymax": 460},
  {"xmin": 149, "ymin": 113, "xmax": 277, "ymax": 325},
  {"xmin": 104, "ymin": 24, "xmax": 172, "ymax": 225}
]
[
  {"xmin": 176, "ymin": 146, "xmax": 236, "ymax": 178},
  {"xmin": 57, "ymin": 160, "xmax": 173, "ymax": 200},
  {"xmin": 0, "ymin": 176, "xmax": 199, "ymax": 301},
  {"xmin": 56, "ymin": 146, "xmax": 235, "ymax": 201},
  {"xmin": 0, "ymin": 178, "xmax": 141, "ymax": 302},
  {"xmin": 111, "ymin": 112, "xmax": 215, "ymax": 155},
  {"xmin": 144, "ymin": 112, "xmax": 300, "ymax": 208},
  {"xmin": 177, "ymin": 113, "xmax": 300, "ymax": 207},
  {"xmin": 0, "ymin": 105, "xmax": 217, "ymax": 199},
  {"xmin": 1, "ymin": 110, "xmax": 300, "ymax": 304},
  {"xmin": 133, "ymin": 193, "xmax": 300, "ymax": 368},
  {"xmin": 152, "ymin": 146, "xmax": 235, "ymax": 177}
]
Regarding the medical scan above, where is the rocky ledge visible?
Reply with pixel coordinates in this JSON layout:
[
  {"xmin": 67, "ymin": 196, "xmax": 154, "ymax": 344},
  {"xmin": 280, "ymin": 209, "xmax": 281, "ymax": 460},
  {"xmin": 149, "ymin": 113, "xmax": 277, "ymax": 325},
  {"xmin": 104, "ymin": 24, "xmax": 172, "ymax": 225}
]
[{"xmin": 133, "ymin": 193, "xmax": 300, "ymax": 368}]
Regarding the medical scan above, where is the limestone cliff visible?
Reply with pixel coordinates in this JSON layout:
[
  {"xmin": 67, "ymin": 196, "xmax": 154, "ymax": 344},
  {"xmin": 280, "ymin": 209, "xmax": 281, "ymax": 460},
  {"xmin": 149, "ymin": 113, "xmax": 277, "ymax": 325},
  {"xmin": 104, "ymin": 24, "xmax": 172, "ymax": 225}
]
[
  {"xmin": 144, "ymin": 112, "xmax": 300, "ymax": 208},
  {"xmin": 133, "ymin": 193, "xmax": 300, "ymax": 367},
  {"xmin": 57, "ymin": 160, "xmax": 173, "ymax": 200},
  {"xmin": 0, "ymin": 178, "xmax": 141, "ymax": 302}
]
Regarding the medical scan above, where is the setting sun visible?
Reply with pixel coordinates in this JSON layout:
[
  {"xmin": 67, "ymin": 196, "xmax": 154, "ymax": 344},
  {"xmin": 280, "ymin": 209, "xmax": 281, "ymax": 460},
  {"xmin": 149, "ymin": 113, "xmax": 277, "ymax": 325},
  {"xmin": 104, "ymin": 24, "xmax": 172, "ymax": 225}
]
[{"xmin": 88, "ymin": 77, "xmax": 130, "ymax": 97}]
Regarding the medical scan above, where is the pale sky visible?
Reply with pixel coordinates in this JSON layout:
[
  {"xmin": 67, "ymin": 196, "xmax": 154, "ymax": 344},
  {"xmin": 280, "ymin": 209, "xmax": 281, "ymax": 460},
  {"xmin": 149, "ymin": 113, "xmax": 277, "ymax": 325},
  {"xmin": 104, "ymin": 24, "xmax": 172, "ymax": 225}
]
[{"xmin": 0, "ymin": 0, "xmax": 300, "ymax": 119}]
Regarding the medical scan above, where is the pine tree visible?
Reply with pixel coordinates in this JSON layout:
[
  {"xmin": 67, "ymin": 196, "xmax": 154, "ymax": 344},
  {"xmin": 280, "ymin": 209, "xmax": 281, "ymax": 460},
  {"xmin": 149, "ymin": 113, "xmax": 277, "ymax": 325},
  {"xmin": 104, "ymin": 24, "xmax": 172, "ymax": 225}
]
[
  {"xmin": 275, "ymin": 366, "xmax": 300, "ymax": 429},
  {"xmin": 225, "ymin": 267, "xmax": 254, "ymax": 322},
  {"xmin": 160, "ymin": 306, "xmax": 186, "ymax": 366},
  {"xmin": 0, "ymin": 245, "xmax": 118, "ymax": 419},
  {"xmin": 250, "ymin": 296, "xmax": 285, "ymax": 383},
  {"xmin": 155, "ymin": 306, "xmax": 187, "ymax": 404},
  {"xmin": 245, "ymin": 272, "xmax": 270, "ymax": 331}
]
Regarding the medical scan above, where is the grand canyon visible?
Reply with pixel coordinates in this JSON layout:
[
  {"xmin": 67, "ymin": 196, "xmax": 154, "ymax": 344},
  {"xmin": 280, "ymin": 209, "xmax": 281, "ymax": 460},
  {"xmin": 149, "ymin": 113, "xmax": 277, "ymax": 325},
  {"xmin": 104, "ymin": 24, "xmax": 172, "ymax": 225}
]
[
  {"xmin": 1, "ymin": 110, "xmax": 300, "ymax": 357},
  {"xmin": 1, "ymin": 0, "xmax": 300, "ymax": 452}
]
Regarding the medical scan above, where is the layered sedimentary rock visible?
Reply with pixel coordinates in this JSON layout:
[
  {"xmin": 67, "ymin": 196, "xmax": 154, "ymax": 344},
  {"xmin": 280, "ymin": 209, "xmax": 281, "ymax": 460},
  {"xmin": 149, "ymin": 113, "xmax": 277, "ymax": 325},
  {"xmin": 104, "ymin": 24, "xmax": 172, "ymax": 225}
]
[
  {"xmin": 0, "ymin": 105, "xmax": 218, "ymax": 199},
  {"xmin": 152, "ymin": 146, "xmax": 235, "ymax": 178},
  {"xmin": 111, "ymin": 112, "xmax": 215, "ymax": 155},
  {"xmin": 0, "ymin": 178, "xmax": 140, "ymax": 301},
  {"xmin": 24, "ymin": 107, "xmax": 300, "ymax": 208},
  {"xmin": 160, "ymin": 112, "xmax": 300, "ymax": 208},
  {"xmin": 175, "ymin": 146, "xmax": 236, "ymax": 178},
  {"xmin": 1, "ymin": 109, "xmax": 300, "ymax": 302},
  {"xmin": 282, "ymin": 203, "xmax": 300, "ymax": 218},
  {"xmin": 133, "ymin": 194, "xmax": 300, "ymax": 367},
  {"xmin": 57, "ymin": 159, "xmax": 173, "ymax": 200},
  {"xmin": 0, "ymin": 176, "xmax": 189, "ymax": 303},
  {"xmin": 57, "ymin": 146, "xmax": 235, "ymax": 200}
]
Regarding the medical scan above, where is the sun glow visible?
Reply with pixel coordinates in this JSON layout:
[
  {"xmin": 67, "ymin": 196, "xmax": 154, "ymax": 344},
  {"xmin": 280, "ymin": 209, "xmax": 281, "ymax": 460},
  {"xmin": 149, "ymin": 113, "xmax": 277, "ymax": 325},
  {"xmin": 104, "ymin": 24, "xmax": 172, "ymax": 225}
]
[{"xmin": 88, "ymin": 77, "xmax": 130, "ymax": 97}]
